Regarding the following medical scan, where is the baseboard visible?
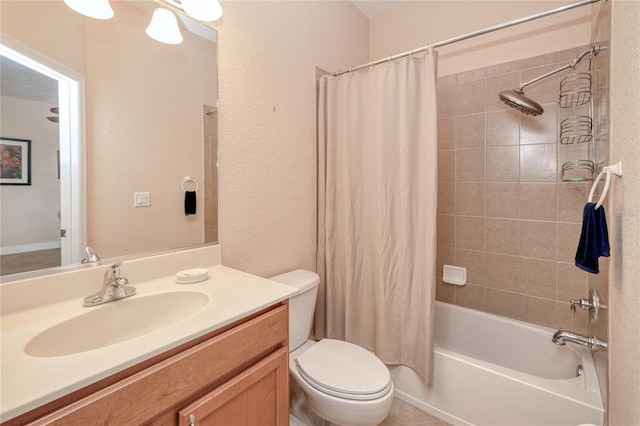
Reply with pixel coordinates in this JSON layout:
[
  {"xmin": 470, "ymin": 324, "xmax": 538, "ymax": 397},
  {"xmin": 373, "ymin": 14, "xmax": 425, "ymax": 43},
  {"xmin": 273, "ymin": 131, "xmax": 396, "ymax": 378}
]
[{"xmin": 0, "ymin": 241, "xmax": 61, "ymax": 255}]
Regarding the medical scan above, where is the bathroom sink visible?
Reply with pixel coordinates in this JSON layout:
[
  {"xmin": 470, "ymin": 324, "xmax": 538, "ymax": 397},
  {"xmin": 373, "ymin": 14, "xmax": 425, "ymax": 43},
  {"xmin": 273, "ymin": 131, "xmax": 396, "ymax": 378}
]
[{"xmin": 25, "ymin": 291, "xmax": 209, "ymax": 358}]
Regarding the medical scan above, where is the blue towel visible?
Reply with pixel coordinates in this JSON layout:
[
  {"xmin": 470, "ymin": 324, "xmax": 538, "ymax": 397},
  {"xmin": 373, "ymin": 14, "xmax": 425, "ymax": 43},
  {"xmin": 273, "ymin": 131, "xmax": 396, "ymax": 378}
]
[{"xmin": 575, "ymin": 202, "xmax": 610, "ymax": 274}]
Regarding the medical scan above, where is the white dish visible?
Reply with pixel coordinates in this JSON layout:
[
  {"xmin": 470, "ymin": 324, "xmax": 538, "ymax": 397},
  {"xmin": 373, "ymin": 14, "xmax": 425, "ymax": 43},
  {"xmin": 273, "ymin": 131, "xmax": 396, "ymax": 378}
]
[{"xmin": 176, "ymin": 268, "xmax": 209, "ymax": 284}]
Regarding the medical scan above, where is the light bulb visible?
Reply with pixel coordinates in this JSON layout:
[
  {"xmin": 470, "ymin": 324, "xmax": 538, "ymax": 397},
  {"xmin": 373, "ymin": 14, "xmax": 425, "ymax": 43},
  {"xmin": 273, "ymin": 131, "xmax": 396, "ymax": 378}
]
[
  {"xmin": 146, "ymin": 8, "xmax": 184, "ymax": 45},
  {"xmin": 181, "ymin": 0, "xmax": 223, "ymax": 22},
  {"xmin": 63, "ymin": 0, "xmax": 114, "ymax": 19}
]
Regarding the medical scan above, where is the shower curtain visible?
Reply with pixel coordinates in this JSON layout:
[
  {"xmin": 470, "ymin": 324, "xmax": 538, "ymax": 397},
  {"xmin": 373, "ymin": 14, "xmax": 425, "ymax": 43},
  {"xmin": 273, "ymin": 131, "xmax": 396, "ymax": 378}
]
[{"xmin": 316, "ymin": 49, "xmax": 438, "ymax": 383}]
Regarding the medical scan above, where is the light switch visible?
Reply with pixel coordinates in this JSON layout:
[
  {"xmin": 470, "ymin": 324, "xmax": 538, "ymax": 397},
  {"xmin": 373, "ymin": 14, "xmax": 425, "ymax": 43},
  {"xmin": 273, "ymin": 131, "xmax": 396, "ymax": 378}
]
[{"xmin": 134, "ymin": 192, "xmax": 151, "ymax": 207}]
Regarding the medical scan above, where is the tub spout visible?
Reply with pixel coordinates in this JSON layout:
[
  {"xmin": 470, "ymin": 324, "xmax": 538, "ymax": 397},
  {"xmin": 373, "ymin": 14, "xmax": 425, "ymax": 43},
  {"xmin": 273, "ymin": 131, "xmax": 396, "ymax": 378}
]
[{"xmin": 552, "ymin": 329, "xmax": 608, "ymax": 352}]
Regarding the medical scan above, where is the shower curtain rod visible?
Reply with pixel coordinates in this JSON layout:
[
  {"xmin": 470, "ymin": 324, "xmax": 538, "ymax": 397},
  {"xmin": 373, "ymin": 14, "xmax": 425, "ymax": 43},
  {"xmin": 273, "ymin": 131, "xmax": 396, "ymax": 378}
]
[{"xmin": 333, "ymin": 0, "xmax": 602, "ymax": 77}]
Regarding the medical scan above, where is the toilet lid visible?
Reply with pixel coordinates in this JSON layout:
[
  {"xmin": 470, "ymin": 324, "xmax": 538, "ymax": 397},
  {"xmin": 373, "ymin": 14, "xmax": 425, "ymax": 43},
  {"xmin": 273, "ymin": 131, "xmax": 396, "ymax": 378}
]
[{"xmin": 294, "ymin": 339, "xmax": 392, "ymax": 401}]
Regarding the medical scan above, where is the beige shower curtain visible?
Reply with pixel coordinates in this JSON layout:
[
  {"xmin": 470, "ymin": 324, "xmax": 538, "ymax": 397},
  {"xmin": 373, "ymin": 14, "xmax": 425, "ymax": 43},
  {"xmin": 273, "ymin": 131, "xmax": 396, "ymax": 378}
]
[{"xmin": 316, "ymin": 50, "xmax": 438, "ymax": 383}]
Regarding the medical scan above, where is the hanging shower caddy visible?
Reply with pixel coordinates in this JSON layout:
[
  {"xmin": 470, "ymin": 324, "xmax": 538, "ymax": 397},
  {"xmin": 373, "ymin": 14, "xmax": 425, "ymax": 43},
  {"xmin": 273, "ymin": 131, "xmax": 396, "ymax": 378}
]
[
  {"xmin": 562, "ymin": 160, "xmax": 594, "ymax": 182},
  {"xmin": 560, "ymin": 116, "xmax": 593, "ymax": 145},
  {"xmin": 559, "ymin": 47, "xmax": 597, "ymax": 182},
  {"xmin": 559, "ymin": 72, "xmax": 592, "ymax": 108}
]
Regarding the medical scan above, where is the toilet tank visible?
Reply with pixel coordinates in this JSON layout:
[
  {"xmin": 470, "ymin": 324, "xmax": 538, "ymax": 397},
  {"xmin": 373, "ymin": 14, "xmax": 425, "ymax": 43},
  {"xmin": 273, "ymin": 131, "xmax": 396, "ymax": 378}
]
[{"xmin": 270, "ymin": 269, "xmax": 319, "ymax": 351}]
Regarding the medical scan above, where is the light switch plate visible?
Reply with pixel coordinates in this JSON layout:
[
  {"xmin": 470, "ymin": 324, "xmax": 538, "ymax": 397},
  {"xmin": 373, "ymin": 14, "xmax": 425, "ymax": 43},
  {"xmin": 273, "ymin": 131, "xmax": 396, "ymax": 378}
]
[{"xmin": 134, "ymin": 192, "xmax": 151, "ymax": 207}]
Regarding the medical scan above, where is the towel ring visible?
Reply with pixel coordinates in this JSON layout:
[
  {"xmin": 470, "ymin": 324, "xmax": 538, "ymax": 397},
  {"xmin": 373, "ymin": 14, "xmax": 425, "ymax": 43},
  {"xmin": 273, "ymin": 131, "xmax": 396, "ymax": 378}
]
[
  {"xmin": 587, "ymin": 162, "xmax": 623, "ymax": 209},
  {"xmin": 181, "ymin": 176, "xmax": 199, "ymax": 192}
]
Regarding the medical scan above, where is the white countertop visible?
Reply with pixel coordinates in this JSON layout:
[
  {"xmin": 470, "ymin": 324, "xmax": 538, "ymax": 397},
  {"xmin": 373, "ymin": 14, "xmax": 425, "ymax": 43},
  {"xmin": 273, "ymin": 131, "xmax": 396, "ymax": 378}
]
[{"xmin": 0, "ymin": 262, "xmax": 298, "ymax": 421}]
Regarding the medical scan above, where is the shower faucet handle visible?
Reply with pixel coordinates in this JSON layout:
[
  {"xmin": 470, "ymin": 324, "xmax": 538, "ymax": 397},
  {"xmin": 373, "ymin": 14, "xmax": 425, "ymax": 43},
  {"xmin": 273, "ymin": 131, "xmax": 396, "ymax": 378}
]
[
  {"xmin": 570, "ymin": 298, "xmax": 591, "ymax": 314},
  {"xmin": 569, "ymin": 289, "xmax": 606, "ymax": 323}
]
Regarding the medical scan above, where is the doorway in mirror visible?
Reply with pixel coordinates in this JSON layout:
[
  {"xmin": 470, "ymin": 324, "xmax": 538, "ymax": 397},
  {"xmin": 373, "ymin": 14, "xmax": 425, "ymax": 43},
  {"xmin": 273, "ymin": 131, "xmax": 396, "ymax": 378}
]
[{"xmin": 0, "ymin": 37, "xmax": 86, "ymax": 276}]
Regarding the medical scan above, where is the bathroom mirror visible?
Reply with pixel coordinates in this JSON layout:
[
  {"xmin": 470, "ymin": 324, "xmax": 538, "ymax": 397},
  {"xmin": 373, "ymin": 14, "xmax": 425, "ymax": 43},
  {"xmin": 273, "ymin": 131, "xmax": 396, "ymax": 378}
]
[{"xmin": 0, "ymin": 0, "xmax": 218, "ymax": 278}]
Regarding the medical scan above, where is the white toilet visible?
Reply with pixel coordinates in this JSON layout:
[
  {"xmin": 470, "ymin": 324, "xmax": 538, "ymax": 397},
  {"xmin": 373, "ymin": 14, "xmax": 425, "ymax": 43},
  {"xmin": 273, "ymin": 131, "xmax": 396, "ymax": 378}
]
[{"xmin": 270, "ymin": 269, "xmax": 394, "ymax": 426}]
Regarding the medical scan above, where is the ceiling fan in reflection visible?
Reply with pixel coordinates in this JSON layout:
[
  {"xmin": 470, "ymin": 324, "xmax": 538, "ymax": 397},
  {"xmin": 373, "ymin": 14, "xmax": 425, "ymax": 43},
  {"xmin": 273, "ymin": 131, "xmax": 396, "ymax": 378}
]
[{"xmin": 47, "ymin": 107, "xmax": 59, "ymax": 123}]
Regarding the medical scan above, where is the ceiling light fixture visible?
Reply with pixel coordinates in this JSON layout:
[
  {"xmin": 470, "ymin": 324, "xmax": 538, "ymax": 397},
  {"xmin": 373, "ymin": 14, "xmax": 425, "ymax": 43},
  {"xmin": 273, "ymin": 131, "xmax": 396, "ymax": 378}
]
[
  {"xmin": 63, "ymin": 0, "xmax": 114, "ymax": 19},
  {"xmin": 146, "ymin": 8, "xmax": 184, "ymax": 45},
  {"xmin": 181, "ymin": 0, "xmax": 223, "ymax": 22}
]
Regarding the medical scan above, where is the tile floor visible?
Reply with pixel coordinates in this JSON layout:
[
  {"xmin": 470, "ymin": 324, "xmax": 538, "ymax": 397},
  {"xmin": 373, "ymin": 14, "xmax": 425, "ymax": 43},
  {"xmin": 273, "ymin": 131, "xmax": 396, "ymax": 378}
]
[
  {"xmin": 0, "ymin": 248, "xmax": 61, "ymax": 275},
  {"xmin": 289, "ymin": 397, "xmax": 449, "ymax": 426},
  {"xmin": 380, "ymin": 398, "xmax": 449, "ymax": 426}
]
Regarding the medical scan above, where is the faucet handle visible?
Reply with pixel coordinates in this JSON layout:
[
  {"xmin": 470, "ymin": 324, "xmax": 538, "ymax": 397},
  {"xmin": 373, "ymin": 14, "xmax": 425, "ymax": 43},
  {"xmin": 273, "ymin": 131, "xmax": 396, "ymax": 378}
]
[
  {"xmin": 114, "ymin": 277, "xmax": 129, "ymax": 287},
  {"xmin": 570, "ymin": 298, "xmax": 590, "ymax": 314},
  {"xmin": 104, "ymin": 262, "xmax": 123, "ymax": 280},
  {"xmin": 569, "ymin": 289, "xmax": 605, "ymax": 323}
]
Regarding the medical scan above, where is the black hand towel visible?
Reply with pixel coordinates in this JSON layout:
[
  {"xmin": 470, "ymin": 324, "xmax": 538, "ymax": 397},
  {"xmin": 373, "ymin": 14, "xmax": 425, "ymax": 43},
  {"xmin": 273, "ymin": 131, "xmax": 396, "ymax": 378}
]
[
  {"xmin": 184, "ymin": 191, "xmax": 196, "ymax": 216},
  {"xmin": 575, "ymin": 202, "xmax": 610, "ymax": 274}
]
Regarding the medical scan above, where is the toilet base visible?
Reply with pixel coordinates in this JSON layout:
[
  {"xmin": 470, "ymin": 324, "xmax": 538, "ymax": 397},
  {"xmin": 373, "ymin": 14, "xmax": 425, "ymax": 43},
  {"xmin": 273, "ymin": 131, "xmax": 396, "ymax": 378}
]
[
  {"xmin": 290, "ymin": 377, "xmax": 330, "ymax": 426},
  {"xmin": 289, "ymin": 369, "xmax": 393, "ymax": 426}
]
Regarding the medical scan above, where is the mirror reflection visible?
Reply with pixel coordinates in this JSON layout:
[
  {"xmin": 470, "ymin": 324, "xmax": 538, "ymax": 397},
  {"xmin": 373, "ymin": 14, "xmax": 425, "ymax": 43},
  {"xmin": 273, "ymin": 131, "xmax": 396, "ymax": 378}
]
[{"xmin": 0, "ymin": 0, "xmax": 218, "ymax": 278}]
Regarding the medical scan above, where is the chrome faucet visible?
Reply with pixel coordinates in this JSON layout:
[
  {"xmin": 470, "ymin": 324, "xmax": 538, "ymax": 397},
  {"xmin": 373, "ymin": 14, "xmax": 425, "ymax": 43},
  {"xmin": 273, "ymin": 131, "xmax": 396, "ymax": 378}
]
[
  {"xmin": 81, "ymin": 246, "xmax": 101, "ymax": 265},
  {"xmin": 552, "ymin": 329, "xmax": 608, "ymax": 352},
  {"xmin": 83, "ymin": 263, "xmax": 136, "ymax": 307},
  {"xmin": 570, "ymin": 288, "xmax": 606, "ymax": 323}
]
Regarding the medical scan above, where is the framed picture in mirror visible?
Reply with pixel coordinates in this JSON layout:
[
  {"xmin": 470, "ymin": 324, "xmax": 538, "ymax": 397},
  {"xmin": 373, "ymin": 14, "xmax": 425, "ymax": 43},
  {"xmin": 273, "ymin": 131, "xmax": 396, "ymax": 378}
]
[{"xmin": 0, "ymin": 137, "xmax": 31, "ymax": 185}]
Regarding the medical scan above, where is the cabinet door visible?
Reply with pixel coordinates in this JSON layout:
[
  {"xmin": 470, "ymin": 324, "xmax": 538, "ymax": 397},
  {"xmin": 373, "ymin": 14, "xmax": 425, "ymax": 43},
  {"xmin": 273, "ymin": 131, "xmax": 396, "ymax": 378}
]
[{"xmin": 178, "ymin": 347, "xmax": 289, "ymax": 426}]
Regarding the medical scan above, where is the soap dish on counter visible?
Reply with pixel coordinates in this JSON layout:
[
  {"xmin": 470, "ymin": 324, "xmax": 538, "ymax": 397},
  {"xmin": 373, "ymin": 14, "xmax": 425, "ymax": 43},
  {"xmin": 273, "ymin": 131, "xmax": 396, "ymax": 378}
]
[{"xmin": 176, "ymin": 268, "xmax": 209, "ymax": 284}]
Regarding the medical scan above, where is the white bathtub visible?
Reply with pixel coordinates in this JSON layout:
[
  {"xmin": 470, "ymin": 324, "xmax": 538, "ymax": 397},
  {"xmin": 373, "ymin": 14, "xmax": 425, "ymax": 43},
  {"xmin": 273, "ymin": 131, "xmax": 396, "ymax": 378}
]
[{"xmin": 390, "ymin": 302, "xmax": 604, "ymax": 426}]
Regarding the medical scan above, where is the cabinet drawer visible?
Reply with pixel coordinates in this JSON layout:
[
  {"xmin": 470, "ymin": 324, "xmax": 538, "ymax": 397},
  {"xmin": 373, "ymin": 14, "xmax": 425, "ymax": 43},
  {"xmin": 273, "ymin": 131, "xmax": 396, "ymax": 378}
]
[{"xmin": 29, "ymin": 303, "xmax": 288, "ymax": 426}]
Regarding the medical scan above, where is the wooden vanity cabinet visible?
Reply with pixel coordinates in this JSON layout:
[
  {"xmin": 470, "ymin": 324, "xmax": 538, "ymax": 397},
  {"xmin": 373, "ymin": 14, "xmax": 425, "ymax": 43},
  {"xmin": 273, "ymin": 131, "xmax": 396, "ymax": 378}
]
[
  {"xmin": 176, "ymin": 347, "xmax": 288, "ymax": 426},
  {"xmin": 8, "ymin": 302, "xmax": 289, "ymax": 426}
]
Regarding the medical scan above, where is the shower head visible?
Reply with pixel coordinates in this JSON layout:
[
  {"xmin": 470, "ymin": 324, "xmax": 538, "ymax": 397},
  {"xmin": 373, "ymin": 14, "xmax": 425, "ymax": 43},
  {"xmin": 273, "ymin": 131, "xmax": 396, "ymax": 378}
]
[
  {"xmin": 498, "ymin": 89, "xmax": 544, "ymax": 117},
  {"xmin": 497, "ymin": 45, "xmax": 599, "ymax": 117}
]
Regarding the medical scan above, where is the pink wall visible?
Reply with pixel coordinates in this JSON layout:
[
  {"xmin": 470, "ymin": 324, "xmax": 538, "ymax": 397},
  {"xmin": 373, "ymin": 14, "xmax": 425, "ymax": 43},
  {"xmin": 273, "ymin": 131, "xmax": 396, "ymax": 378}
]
[
  {"xmin": 369, "ymin": 1, "xmax": 592, "ymax": 76},
  {"xmin": 0, "ymin": 1, "xmax": 87, "ymax": 75},
  {"xmin": 607, "ymin": 0, "xmax": 640, "ymax": 423},
  {"xmin": 216, "ymin": 1, "xmax": 369, "ymax": 277},
  {"xmin": 2, "ymin": 1, "xmax": 217, "ymax": 259},
  {"xmin": 85, "ymin": 1, "xmax": 216, "ymax": 257}
]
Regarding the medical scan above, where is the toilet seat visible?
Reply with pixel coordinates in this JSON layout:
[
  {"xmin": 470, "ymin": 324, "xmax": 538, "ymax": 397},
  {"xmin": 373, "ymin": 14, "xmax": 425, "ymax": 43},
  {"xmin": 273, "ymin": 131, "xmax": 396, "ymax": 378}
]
[{"xmin": 294, "ymin": 339, "xmax": 392, "ymax": 401}]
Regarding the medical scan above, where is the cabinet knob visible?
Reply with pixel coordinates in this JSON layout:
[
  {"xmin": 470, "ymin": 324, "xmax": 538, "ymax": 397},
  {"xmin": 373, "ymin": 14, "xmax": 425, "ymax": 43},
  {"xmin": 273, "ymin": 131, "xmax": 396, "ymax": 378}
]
[{"xmin": 188, "ymin": 414, "xmax": 196, "ymax": 426}]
